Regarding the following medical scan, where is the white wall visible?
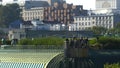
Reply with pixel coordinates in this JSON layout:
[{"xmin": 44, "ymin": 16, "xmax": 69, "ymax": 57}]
[
  {"xmin": 1, "ymin": 0, "xmax": 26, "ymax": 5},
  {"xmin": 1, "ymin": 0, "xmax": 46, "ymax": 5},
  {"xmin": 96, "ymin": 0, "xmax": 118, "ymax": 9}
]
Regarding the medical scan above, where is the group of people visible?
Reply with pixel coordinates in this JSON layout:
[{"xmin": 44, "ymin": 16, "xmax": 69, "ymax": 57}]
[{"xmin": 65, "ymin": 37, "xmax": 89, "ymax": 49}]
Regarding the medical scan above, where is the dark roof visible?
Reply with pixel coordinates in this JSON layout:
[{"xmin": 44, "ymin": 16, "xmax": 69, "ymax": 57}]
[
  {"xmin": 24, "ymin": 1, "xmax": 49, "ymax": 9},
  {"xmin": 22, "ymin": 21, "xmax": 33, "ymax": 25},
  {"xmin": 43, "ymin": 20, "xmax": 61, "ymax": 24},
  {"xmin": 9, "ymin": 20, "xmax": 22, "ymax": 29}
]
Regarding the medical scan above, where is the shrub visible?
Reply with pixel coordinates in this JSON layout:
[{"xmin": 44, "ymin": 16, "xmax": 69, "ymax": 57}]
[
  {"xmin": 17, "ymin": 37, "xmax": 64, "ymax": 49},
  {"xmin": 18, "ymin": 39, "xmax": 33, "ymax": 45},
  {"xmin": 89, "ymin": 38, "xmax": 97, "ymax": 45},
  {"xmin": 104, "ymin": 63, "xmax": 120, "ymax": 68},
  {"xmin": 97, "ymin": 37, "xmax": 120, "ymax": 49}
]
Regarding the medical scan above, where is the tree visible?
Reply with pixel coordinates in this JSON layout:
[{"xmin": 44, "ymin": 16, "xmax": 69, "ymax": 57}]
[
  {"xmin": 0, "ymin": 4, "xmax": 21, "ymax": 27},
  {"xmin": 91, "ymin": 26, "xmax": 107, "ymax": 35},
  {"xmin": 115, "ymin": 23, "xmax": 120, "ymax": 33}
]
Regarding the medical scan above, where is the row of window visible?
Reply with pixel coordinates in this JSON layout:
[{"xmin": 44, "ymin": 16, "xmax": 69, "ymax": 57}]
[
  {"xmin": 23, "ymin": 11, "xmax": 43, "ymax": 16},
  {"xmin": 76, "ymin": 25, "xmax": 112, "ymax": 30},
  {"xmin": 75, "ymin": 16, "xmax": 113, "ymax": 21},
  {"xmin": 76, "ymin": 21, "xmax": 112, "ymax": 26},
  {"xmin": 23, "ymin": 17, "xmax": 43, "ymax": 21}
]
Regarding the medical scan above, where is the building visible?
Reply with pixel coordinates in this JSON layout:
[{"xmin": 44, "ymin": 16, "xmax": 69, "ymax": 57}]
[
  {"xmin": 43, "ymin": 21, "xmax": 66, "ymax": 31},
  {"xmin": 68, "ymin": 23, "xmax": 77, "ymax": 31},
  {"xmin": 96, "ymin": 0, "xmax": 120, "ymax": 10},
  {"xmin": 8, "ymin": 29, "xmax": 26, "ymax": 40},
  {"xmin": 74, "ymin": 14, "xmax": 120, "ymax": 30},
  {"xmin": 31, "ymin": 20, "xmax": 50, "ymax": 30},
  {"xmin": 23, "ymin": 1, "xmax": 49, "ymax": 9},
  {"xmin": 93, "ymin": 0, "xmax": 120, "ymax": 14},
  {"xmin": 0, "ymin": 0, "xmax": 64, "ymax": 6},
  {"xmin": 44, "ymin": 2, "xmax": 87, "ymax": 25},
  {"xmin": 22, "ymin": 7, "xmax": 44, "ymax": 21},
  {"xmin": 20, "ymin": 21, "xmax": 34, "ymax": 29}
]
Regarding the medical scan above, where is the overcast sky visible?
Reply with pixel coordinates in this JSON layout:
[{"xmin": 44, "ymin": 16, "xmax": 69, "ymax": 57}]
[
  {"xmin": 1, "ymin": 0, "xmax": 96, "ymax": 10},
  {"xmin": 66, "ymin": 0, "xmax": 95, "ymax": 10}
]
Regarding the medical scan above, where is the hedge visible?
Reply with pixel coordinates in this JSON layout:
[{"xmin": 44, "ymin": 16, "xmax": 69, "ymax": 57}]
[
  {"xmin": 90, "ymin": 37, "xmax": 120, "ymax": 49},
  {"xmin": 17, "ymin": 37, "xmax": 64, "ymax": 49}
]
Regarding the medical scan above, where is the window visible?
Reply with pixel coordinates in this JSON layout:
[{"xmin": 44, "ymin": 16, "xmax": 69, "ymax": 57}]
[
  {"xmin": 79, "ymin": 23, "xmax": 81, "ymax": 26},
  {"xmin": 14, "ymin": 0, "xmax": 18, "ymax": 1},
  {"xmin": 85, "ymin": 22, "xmax": 87, "ymax": 25},
  {"xmin": 82, "ymin": 22, "xmax": 84, "ymax": 25},
  {"xmin": 88, "ymin": 22, "xmax": 90, "ymax": 25}
]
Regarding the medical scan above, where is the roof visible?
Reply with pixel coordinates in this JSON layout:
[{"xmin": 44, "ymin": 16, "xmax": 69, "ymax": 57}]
[
  {"xmin": 43, "ymin": 20, "xmax": 61, "ymax": 24},
  {"xmin": 9, "ymin": 20, "xmax": 22, "ymax": 29},
  {"xmin": 24, "ymin": 1, "xmax": 49, "ymax": 9},
  {"xmin": 22, "ymin": 21, "xmax": 33, "ymax": 25}
]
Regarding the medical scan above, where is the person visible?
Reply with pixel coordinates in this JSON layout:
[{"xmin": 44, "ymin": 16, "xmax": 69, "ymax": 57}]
[
  {"xmin": 1, "ymin": 38, "xmax": 6, "ymax": 45},
  {"xmin": 11, "ymin": 39, "xmax": 14, "ymax": 46},
  {"xmin": 64, "ymin": 38, "xmax": 69, "ymax": 57},
  {"xmin": 78, "ymin": 37, "xmax": 83, "ymax": 48},
  {"xmin": 85, "ymin": 37, "xmax": 89, "ymax": 47},
  {"xmin": 65, "ymin": 38, "xmax": 69, "ymax": 48},
  {"xmin": 73, "ymin": 37, "xmax": 77, "ymax": 48},
  {"xmin": 75, "ymin": 39, "xmax": 80, "ymax": 48},
  {"xmin": 69, "ymin": 38, "xmax": 74, "ymax": 48}
]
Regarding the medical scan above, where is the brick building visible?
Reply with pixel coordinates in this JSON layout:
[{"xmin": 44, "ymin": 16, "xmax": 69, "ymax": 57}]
[{"xmin": 44, "ymin": 2, "xmax": 87, "ymax": 25}]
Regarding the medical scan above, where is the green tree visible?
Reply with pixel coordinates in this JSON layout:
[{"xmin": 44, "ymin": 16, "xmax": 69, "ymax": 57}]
[
  {"xmin": 0, "ymin": 4, "xmax": 21, "ymax": 27},
  {"xmin": 115, "ymin": 23, "xmax": 120, "ymax": 33},
  {"xmin": 91, "ymin": 26, "xmax": 107, "ymax": 35}
]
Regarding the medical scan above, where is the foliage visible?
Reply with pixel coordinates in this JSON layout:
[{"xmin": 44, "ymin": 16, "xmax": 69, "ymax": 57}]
[
  {"xmin": 18, "ymin": 38, "xmax": 33, "ymax": 45},
  {"xmin": 104, "ymin": 63, "xmax": 120, "ymax": 68},
  {"xmin": 89, "ymin": 38, "xmax": 103, "ymax": 49},
  {"xmin": 92, "ymin": 37, "xmax": 120, "ymax": 49},
  {"xmin": 0, "ymin": 4, "xmax": 21, "ymax": 27},
  {"xmin": 89, "ymin": 38, "xmax": 97, "ymax": 45},
  {"xmin": 91, "ymin": 26, "xmax": 107, "ymax": 35},
  {"xmin": 18, "ymin": 37, "xmax": 64, "ymax": 49}
]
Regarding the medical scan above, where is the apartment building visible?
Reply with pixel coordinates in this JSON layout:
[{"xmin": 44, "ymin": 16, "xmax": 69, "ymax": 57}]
[
  {"xmin": 44, "ymin": 2, "xmax": 87, "ymax": 25},
  {"xmin": 22, "ymin": 7, "xmax": 44, "ymax": 21},
  {"xmin": 74, "ymin": 14, "xmax": 120, "ymax": 30}
]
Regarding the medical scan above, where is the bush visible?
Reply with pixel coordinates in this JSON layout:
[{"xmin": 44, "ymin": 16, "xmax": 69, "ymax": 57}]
[
  {"xmin": 89, "ymin": 38, "xmax": 97, "ymax": 45},
  {"xmin": 92, "ymin": 43, "xmax": 103, "ymax": 50},
  {"xmin": 97, "ymin": 37, "xmax": 120, "ymax": 49},
  {"xmin": 18, "ymin": 39, "xmax": 33, "ymax": 45},
  {"xmin": 104, "ymin": 63, "xmax": 120, "ymax": 68},
  {"xmin": 17, "ymin": 37, "xmax": 64, "ymax": 49}
]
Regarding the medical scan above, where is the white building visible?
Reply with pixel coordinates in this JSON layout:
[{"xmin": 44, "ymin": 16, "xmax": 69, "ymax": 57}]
[
  {"xmin": 0, "ymin": 0, "xmax": 64, "ymax": 6},
  {"xmin": 22, "ymin": 7, "xmax": 44, "ymax": 21},
  {"xmin": 94, "ymin": 0, "xmax": 120, "ymax": 14},
  {"xmin": 8, "ymin": 29, "xmax": 26, "ymax": 40},
  {"xmin": 43, "ymin": 21, "xmax": 66, "ymax": 31},
  {"xmin": 31, "ymin": 20, "xmax": 50, "ymax": 30},
  {"xmin": 96, "ymin": 0, "xmax": 120, "ymax": 10},
  {"xmin": 68, "ymin": 23, "xmax": 77, "ymax": 31},
  {"xmin": 74, "ymin": 14, "xmax": 120, "ymax": 30}
]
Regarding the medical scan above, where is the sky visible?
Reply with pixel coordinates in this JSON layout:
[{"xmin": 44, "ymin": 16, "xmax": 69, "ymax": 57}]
[
  {"xmin": 1, "ymin": 0, "xmax": 96, "ymax": 10},
  {"xmin": 66, "ymin": 0, "xmax": 95, "ymax": 10}
]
